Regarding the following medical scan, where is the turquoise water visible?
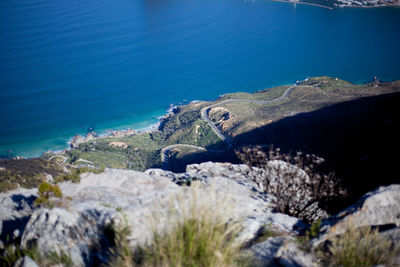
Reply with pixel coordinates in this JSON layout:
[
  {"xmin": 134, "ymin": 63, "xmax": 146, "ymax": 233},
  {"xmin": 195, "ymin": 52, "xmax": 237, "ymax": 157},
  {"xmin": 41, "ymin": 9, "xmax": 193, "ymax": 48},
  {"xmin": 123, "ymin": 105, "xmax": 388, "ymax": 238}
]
[{"xmin": 1, "ymin": 0, "xmax": 400, "ymax": 157}]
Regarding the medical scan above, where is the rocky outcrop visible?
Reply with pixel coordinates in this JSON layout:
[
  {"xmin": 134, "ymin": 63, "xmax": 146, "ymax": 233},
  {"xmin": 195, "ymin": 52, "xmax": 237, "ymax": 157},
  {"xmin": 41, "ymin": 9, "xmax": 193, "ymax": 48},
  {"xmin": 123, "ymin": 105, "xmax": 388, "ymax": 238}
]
[
  {"xmin": 109, "ymin": 129, "xmax": 136, "ymax": 138},
  {"xmin": 248, "ymin": 236, "xmax": 319, "ymax": 267},
  {"xmin": 1, "ymin": 163, "xmax": 307, "ymax": 266},
  {"xmin": 84, "ymin": 132, "xmax": 97, "ymax": 142},
  {"xmin": 69, "ymin": 132, "xmax": 99, "ymax": 148},
  {"xmin": 1, "ymin": 161, "xmax": 399, "ymax": 266},
  {"xmin": 0, "ymin": 189, "xmax": 37, "ymax": 248},
  {"xmin": 208, "ymin": 106, "xmax": 234, "ymax": 131},
  {"xmin": 69, "ymin": 134, "xmax": 85, "ymax": 149},
  {"xmin": 313, "ymin": 184, "xmax": 400, "ymax": 247},
  {"xmin": 21, "ymin": 208, "xmax": 116, "ymax": 266}
]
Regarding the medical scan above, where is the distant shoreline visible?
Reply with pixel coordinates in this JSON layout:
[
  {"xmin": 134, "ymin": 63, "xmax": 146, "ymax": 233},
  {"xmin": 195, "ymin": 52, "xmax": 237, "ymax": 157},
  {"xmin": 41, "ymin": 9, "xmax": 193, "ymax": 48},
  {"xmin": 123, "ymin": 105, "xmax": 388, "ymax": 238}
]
[
  {"xmin": 267, "ymin": 0, "xmax": 334, "ymax": 9},
  {"xmin": 266, "ymin": 0, "xmax": 400, "ymax": 9}
]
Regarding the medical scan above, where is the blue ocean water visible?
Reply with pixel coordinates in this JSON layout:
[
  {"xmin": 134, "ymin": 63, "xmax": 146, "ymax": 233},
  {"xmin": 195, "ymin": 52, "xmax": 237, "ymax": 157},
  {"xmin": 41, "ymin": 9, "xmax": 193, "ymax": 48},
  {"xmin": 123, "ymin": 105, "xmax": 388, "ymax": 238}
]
[{"xmin": 1, "ymin": 0, "xmax": 400, "ymax": 157}]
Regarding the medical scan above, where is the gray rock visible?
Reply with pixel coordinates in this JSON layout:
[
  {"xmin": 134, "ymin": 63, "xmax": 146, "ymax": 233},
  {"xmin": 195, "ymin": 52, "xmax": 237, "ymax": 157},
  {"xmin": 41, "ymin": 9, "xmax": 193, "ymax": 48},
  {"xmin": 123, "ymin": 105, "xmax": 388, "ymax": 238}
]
[
  {"xmin": 380, "ymin": 228, "xmax": 400, "ymax": 265},
  {"xmin": 247, "ymin": 236, "xmax": 288, "ymax": 267},
  {"xmin": 45, "ymin": 174, "xmax": 53, "ymax": 183},
  {"xmin": 69, "ymin": 134, "xmax": 85, "ymax": 148},
  {"xmin": 14, "ymin": 256, "xmax": 39, "ymax": 267},
  {"xmin": 313, "ymin": 184, "xmax": 400, "ymax": 246},
  {"xmin": 381, "ymin": 227, "xmax": 400, "ymax": 244},
  {"xmin": 247, "ymin": 236, "xmax": 320, "ymax": 267},
  {"xmin": 1, "ymin": 163, "xmax": 306, "ymax": 265},
  {"xmin": 264, "ymin": 212, "xmax": 308, "ymax": 234},
  {"xmin": 275, "ymin": 241, "xmax": 320, "ymax": 267},
  {"xmin": 149, "ymin": 162, "xmax": 307, "ymax": 237},
  {"xmin": 0, "ymin": 189, "xmax": 37, "ymax": 248},
  {"xmin": 21, "ymin": 208, "xmax": 116, "ymax": 266},
  {"xmin": 186, "ymin": 161, "xmax": 254, "ymax": 180},
  {"xmin": 145, "ymin": 168, "xmax": 203, "ymax": 185}
]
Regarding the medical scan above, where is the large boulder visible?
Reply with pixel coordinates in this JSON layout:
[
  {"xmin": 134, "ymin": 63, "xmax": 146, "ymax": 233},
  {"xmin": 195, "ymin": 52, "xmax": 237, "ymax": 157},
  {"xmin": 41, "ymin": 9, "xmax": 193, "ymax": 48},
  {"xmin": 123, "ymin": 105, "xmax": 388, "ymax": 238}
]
[
  {"xmin": 21, "ymin": 208, "xmax": 116, "ymax": 266},
  {"xmin": 313, "ymin": 184, "xmax": 400, "ymax": 246},
  {"xmin": 69, "ymin": 134, "xmax": 85, "ymax": 149},
  {"xmin": 0, "ymin": 188, "xmax": 37, "ymax": 248}
]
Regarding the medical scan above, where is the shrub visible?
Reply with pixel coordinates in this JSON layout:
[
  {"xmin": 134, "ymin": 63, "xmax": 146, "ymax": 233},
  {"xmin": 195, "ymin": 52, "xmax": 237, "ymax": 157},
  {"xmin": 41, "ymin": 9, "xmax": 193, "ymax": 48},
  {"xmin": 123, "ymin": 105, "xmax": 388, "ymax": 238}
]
[
  {"xmin": 34, "ymin": 182, "xmax": 63, "ymax": 208},
  {"xmin": 236, "ymin": 146, "xmax": 347, "ymax": 223},
  {"xmin": 296, "ymin": 218, "xmax": 323, "ymax": 252},
  {"xmin": 326, "ymin": 224, "xmax": 400, "ymax": 267},
  {"xmin": 308, "ymin": 218, "xmax": 322, "ymax": 239},
  {"xmin": 133, "ymin": 182, "xmax": 245, "ymax": 267}
]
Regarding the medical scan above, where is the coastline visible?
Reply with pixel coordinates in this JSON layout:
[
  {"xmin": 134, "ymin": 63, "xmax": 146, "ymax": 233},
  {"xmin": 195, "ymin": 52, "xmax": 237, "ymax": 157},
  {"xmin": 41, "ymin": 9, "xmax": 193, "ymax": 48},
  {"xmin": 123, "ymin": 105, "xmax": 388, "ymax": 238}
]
[
  {"xmin": 1, "ymin": 106, "xmax": 177, "ymax": 160},
  {"xmin": 60, "ymin": 105, "xmax": 181, "ymax": 156},
  {"xmin": 266, "ymin": 0, "xmax": 400, "ymax": 9},
  {"xmin": 3, "ymin": 76, "xmax": 399, "ymax": 160}
]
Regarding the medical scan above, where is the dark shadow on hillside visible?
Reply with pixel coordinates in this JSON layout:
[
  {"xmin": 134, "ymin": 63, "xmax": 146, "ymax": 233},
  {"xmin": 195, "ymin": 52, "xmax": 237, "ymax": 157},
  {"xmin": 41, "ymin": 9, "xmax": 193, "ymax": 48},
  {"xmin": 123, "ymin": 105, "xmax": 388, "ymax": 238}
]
[{"xmin": 168, "ymin": 93, "xmax": 400, "ymax": 211}]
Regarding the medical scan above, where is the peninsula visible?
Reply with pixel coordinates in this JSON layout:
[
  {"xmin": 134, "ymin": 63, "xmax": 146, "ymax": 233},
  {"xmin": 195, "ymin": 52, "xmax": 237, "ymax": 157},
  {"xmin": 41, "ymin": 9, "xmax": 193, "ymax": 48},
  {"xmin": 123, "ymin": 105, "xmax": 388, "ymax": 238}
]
[{"xmin": 1, "ymin": 76, "xmax": 399, "ymax": 201}]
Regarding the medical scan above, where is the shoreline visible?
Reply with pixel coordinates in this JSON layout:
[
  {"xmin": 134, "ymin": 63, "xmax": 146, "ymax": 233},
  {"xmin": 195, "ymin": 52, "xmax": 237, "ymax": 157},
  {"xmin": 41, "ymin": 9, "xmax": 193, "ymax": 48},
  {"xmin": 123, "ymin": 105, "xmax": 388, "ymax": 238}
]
[
  {"xmin": 62, "ymin": 105, "xmax": 181, "ymax": 155},
  {"xmin": 266, "ymin": 0, "xmax": 400, "ymax": 9},
  {"xmin": 1, "ymin": 105, "xmax": 179, "ymax": 160},
  {"xmin": 3, "ymin": 76, "xmax": 398, "ymax": 160},
  {"xmin": 267, "ymin": 0, "xmax": 334, "ymax": 9}
]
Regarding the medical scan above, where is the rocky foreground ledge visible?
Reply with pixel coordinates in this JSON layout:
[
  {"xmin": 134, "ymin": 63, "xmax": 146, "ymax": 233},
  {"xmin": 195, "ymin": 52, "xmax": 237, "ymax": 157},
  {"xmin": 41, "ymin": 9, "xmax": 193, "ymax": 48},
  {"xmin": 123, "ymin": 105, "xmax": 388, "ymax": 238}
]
[{"xmin": 1, "ymin": 162, "xmax": 399, "ymax": 266}]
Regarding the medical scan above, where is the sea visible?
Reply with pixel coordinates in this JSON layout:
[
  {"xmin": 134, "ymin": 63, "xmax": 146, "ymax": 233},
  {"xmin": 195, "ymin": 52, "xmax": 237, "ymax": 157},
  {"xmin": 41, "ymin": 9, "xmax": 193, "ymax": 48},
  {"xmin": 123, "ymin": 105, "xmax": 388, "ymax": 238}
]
[{"xmin": 1, "ymin": 0, "xmax": 400, "ymax": 158}]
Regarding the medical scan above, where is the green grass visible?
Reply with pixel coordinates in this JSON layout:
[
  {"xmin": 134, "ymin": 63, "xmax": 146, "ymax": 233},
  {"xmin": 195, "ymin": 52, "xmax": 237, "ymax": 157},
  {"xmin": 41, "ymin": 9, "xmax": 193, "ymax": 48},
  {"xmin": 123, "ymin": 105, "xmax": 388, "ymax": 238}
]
[
  {"xmin": 218, "ymin": 85, "xmax": 290, "ymax": 101},
  {"xmin": 0, "ymin": 243, "xmax": 73, "ymax": 267},
  {"xmin": 65, "ymin": 137, "xmax": 163, "ymax": 171}
]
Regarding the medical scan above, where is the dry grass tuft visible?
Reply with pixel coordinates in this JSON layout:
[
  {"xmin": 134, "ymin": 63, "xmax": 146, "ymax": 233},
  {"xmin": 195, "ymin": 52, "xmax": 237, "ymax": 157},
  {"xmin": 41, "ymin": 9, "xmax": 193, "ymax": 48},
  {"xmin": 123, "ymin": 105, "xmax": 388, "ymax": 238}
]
[
  {"xmin": 134, "ymin": 181, "xmax": 245, "ymax": 267},
  {"xmin": 326, "ymin": 223, "xmax": 400, "ymax": 267}
]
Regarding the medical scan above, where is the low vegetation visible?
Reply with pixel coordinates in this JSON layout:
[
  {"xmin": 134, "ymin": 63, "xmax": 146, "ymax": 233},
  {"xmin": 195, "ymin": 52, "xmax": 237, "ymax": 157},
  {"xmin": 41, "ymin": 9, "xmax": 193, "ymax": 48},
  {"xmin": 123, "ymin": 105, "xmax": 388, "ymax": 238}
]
[
  {"xmin": 104, "ymin": 182, "xmax": 246, "ymax": 267},
  {"xmin": 135, "ymin": 182, "xmax": 244, "ymax": 267},
  {"xmin": 323, "ymin": 223, "xmax": 400, "ymax": 267},
  {"xmin": 34, "ymin": 182, "xmax": 63, "ymax": 208},
  {"xmin": 104, "ymin": 211, "xmax": 133, "ymax": 267},
  {"xmin": 63, "ymin": 102, "xmax": 221, "ymax": 171},
  {"xmin": 56, "ymin": 167, "xmax": 105, "ymax": 183},
  {"xmin": 0, "ymin": 158, "xmax": 65, "ymax": 193},
  {"xmin": 0, "ymin": 243, "xmax": 73, "ymax": 267},
  {"xmin": 237, "ymin": 146, "xmax": 347, "ymax": 223}
]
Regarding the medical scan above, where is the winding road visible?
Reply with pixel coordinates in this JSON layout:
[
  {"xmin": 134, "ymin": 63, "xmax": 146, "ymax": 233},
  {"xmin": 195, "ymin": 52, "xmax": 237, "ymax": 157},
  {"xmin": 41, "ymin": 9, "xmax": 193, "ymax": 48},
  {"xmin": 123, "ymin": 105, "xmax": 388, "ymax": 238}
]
[
  {"xmin": 200, "ymin": 85, "xmax": 297, "ymax": 143},
  {"xmin": 160, "ymin": 85, "xmax": 297, "ymax": 168}
]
